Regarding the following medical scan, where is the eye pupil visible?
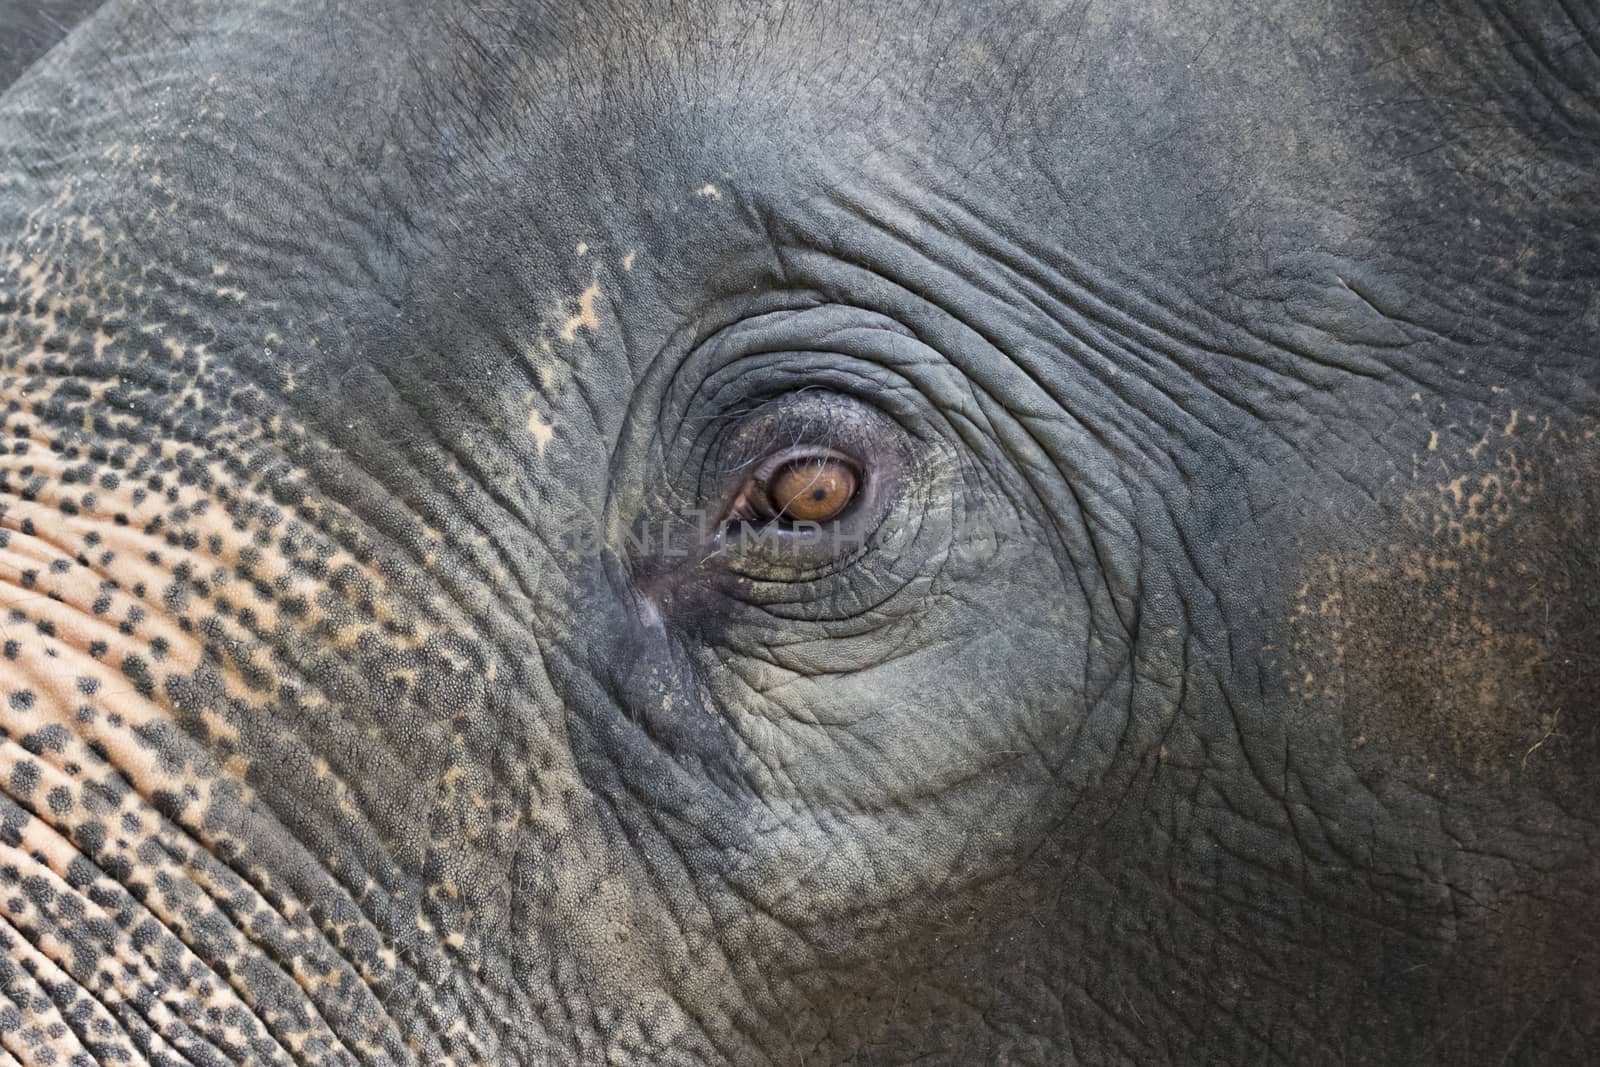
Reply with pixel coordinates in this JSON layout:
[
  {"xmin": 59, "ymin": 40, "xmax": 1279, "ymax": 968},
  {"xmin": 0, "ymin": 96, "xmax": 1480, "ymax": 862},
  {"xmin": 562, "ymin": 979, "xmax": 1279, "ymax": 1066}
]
[{"xmin": 768, "ymin": 457, "xmax": 859, "ymax": 523}]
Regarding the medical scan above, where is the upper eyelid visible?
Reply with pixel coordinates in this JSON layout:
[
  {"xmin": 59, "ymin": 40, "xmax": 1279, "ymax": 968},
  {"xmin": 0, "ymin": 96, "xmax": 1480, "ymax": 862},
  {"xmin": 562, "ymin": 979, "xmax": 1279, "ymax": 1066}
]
[
  {"xmin": 714, "ymin": 418, "xmax": 836, "ymax": 476},
  {"xmin": 746, "ymin": 446, "xmax": 859, "ymax": 485}
]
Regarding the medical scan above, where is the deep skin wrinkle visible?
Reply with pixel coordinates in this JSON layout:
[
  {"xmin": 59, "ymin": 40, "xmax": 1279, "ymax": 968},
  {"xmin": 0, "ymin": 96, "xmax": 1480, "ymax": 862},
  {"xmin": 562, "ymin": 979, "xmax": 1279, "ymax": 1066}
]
[{"xmin": 0, "ymin": 0, "xmax": 1596, "ymax": 1063}]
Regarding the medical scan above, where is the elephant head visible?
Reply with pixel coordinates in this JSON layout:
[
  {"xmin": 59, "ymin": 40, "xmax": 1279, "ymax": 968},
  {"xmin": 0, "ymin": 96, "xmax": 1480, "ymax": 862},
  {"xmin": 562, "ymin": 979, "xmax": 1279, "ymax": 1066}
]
[{"xmin": 0, "ymin": 0, "xmax": 1596, "ymax": 1063}]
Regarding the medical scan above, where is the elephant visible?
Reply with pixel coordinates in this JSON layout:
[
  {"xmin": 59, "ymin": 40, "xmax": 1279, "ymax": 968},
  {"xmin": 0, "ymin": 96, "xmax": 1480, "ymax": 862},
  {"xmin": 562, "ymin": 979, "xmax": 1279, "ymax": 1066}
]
[{"xmin": 0, "ymin": 0, "xmax": 1596, "ymax": 1062}]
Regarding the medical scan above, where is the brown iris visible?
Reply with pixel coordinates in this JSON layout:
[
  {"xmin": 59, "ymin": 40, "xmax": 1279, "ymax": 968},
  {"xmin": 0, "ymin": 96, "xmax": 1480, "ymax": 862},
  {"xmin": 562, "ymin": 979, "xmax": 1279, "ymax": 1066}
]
[{"xmin": 766, "ymin": 457, "xmax": 859, "ymax": 523}]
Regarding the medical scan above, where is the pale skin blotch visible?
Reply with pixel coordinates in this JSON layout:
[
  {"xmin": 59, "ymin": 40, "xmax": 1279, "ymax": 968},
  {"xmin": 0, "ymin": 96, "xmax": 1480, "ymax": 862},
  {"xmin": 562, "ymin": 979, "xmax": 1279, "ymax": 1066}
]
[
  {"xmin": 527, "ymin": 408, "xmax": 555, "ymax": 456},
  {"xmin": 559, "ymin": 283, "xmax": 601, "ymax": 342}
]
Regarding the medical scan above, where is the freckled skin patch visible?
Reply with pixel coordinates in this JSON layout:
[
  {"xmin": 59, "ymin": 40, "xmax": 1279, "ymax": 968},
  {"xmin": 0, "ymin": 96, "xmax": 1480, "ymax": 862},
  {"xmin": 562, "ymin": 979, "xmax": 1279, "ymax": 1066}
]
[
  {"xmin": 0, "ymin": 201, "xmax": 499, "ymax": 1063},
  {"xmin": 0, "ymin": 124, "xmax": 728, "ymax": 1064},
  {"xmin": 1288, "ymin": 410, "xmax": 1599, "ymax": 781}
]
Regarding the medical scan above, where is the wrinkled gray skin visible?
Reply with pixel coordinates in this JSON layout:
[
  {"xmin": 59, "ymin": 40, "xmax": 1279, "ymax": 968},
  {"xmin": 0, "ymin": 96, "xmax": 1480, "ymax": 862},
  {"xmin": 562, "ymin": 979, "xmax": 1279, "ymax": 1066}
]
[{"xmin": 0, "ymin": 0, "xmax": 1595, "ymax": 1063}]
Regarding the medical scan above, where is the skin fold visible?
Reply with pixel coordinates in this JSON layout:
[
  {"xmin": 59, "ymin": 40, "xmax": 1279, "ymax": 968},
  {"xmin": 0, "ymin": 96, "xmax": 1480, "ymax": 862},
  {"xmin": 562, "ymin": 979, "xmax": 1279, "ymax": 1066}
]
[{"xmin": 0, "ymin": 0, "xmax": 1595, "ymax": 1063}]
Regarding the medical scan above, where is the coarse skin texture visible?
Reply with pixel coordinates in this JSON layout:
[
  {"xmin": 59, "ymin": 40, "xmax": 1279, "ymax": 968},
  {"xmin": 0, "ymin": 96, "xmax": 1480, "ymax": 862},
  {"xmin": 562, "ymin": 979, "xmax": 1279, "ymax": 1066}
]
[
  {"xmin": 0, "ymin": 0, "xmax": 1596, "ymax": 1063},
  {"xmin": 0, "ymin": 1, "xmax": 102, "ymax": 87}
]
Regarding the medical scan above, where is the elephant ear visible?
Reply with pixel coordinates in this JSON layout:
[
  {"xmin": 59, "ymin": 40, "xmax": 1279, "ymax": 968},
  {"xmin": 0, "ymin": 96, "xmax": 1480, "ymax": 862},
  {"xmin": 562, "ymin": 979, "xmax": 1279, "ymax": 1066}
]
[{"xmin": 0, "ymin": 0, "xmax": 106, "ymax": 91}]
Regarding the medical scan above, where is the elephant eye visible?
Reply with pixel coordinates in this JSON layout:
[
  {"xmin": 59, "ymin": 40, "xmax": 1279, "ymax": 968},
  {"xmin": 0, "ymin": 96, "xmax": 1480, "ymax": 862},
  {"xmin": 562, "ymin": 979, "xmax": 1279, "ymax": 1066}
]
[
  {"xmin": 732, "ymin": 449, "xmax": 862, "ymax": 526},
  {"xmin": 769, "ymin": 458, "xmax": 858, "ymax": 522}
]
